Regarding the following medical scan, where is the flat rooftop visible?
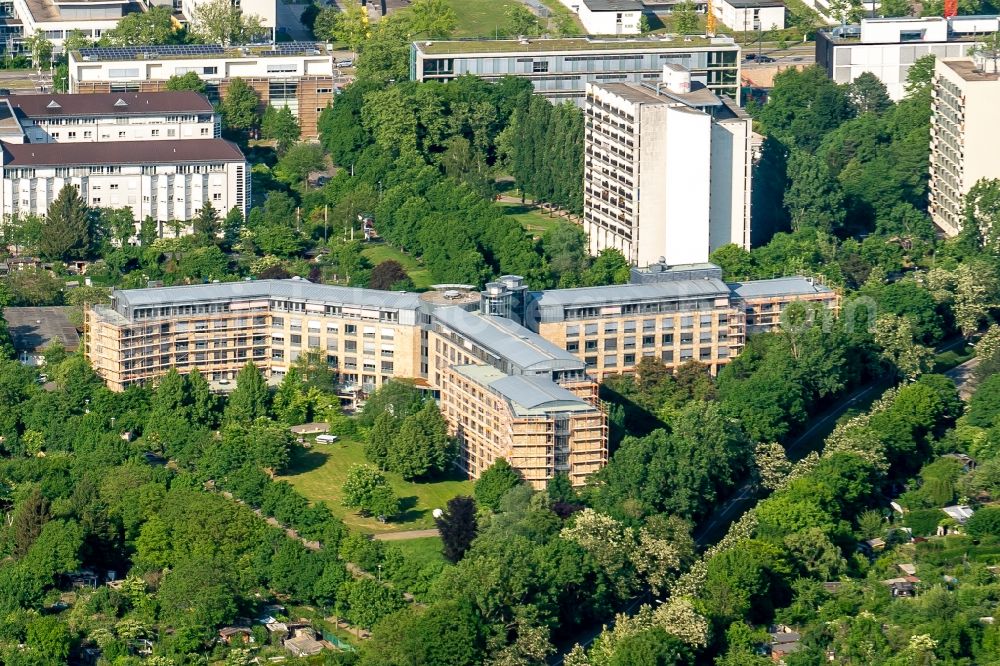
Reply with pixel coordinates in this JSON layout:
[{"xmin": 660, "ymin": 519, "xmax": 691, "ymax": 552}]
[
  {"xmin": 721, "ymin": 0, "xmax": 784, "ymax": 7},
  {"xmin": 434, "ymin": 306, "xmax": 584, "ymax": 373},
  {"xmin": 453, "ymin": 364, "xmax": 595, "ymax": 417},
  {"xmin": 20, "ymin": 0, "xmax": 134, "ymax": 23},
  {"xmin": 412, "ymin": 36, "xmax": 738, "ymax": 55},
  {"xmin": 534, "ymin": 277, "xmax": 731, "ymax": 309},
  {"xmin": 940, "ymin": 58, "xmax": 1000, "ymax": 81},
  {"xmin": 581, "ymin": 0, "xmax": 642, "ymax": 10},
  {"xmin": 112, "ymin": 279, "xmax": 422, "ymax": 313},
  {"xmin": 74, "ymin": 42, "xmax": 332, "ymax": 62},
  {"xmin": 5, "ymin": 306, "xmax": 80, "ymax": 353},
  {"xmin": 729, "ymin": 276, "xmax": 834, "ymax": 299},
  {"xmin": 2, "ymin": 138, "xmax": 245, "ymax": 167},
  {"xmin": 5, "ymin": 91, "xmax": 214, "ymax": 117},
  {"xmin": 596, "ymin": 80, "xmax": 724, "ymax": 110}
]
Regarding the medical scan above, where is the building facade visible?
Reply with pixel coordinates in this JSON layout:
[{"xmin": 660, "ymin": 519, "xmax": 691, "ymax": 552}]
[
  {"xmin": 410, "ymin": 36, "xmax": 742, "ymax": 104},
  {"xmin": 557, "ymin": 0, "xmax": 642, "ymax": 35},
  {"xmin": 0, "ymin": 91, "xmax": 219, "ymax": 144},
  {"xmin": 583, "ymin": 67, "xmax": 752, "ymax": 267},
  {"xmin": 68, "ymin": 43, "xmax": 337, "ymax": 138},
  {"xmin": 729, "ymin": 275, "xmax": 839, "ymax": 333},
  {"xmin": 816, "ymin": 16, "xmax": 999, "ymax": 101},
  {"xmin": 86, "ymin": 279, "xmax": 608, "ymax": 488},
  {"xmin": 430, "ymin": 305, "xmax": 606, "ymax": 487},
  {"xmin": 0, "ymin": 139, "xmax": 249, "ymax": 228},
  {"xmin": 11, "ymin": 0, "xmax": 143, "ymax": 48},
  {"xmin": 929, "ymin": 57, "xmax": 1000, "ymax": 237},
  {"xmin": 714, "ymin": 0, "xmax": 785, "ymax": 32}
]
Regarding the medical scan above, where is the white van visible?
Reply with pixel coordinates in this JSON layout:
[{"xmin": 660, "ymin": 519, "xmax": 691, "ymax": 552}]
[{"xmin": 315, "ymin": 434, "xmax": 339, "ymax": 444}]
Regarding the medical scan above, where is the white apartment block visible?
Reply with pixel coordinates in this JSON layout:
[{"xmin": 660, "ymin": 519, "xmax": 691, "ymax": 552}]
[
  {"xmin": 583, "ymin": 65, "xmax": 752, "ymax": 267},
  {"xmin": 816, "ymin": 16, "xmax": 999, "ymax": 101},
  {"xmin": 68, "ymin": 43, "xmax": 336, "ymax": 137},
  {"xmin": 0, "ymin": 91, "xmax": 219, "ymax": 144},
  {"xmin": 557, "ymin": 0, "xmax": 642, "ymax": 35},
  {"xmin": 929, "ymin": 57, "xmax": 1000, "ymax": 237},
  {"xmin": 714, "ymin": 0, "xmax": 785, "ymax": 32},
  {"xmin": 11, "ymin": 0, "xmax": 142, "ymax": 49},
  {"xmin": 0, "ymin": 139, "xmax": 249, "ymax": 233}
]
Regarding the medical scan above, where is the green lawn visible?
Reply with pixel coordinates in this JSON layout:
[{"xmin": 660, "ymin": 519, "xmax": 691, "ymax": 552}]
[
  {"xmin": 361, "ymin": 243, "xmax": 435, "ymax": 290},
  {"xmin": 389, "ymin": 536, "xmax": 447, "ymax": 566},
  {"xmin": 277, "ymin": 439, "xmax": 474, "ymax": 534},
  {"xmin": 446, "ymin": 0, "xmax": 519, "ymax": 38},
  {"xmin": 499, "ymin": 202, "xmax": 565, "ymax": 237}
]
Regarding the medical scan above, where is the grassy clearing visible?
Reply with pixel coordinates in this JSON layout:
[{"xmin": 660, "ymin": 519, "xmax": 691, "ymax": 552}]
[
  {"xmin": 389, "ymin": 536, "xmax": 447, "ymax": 566},
  {"xmin": 277, "ymin": 439, "xmax": 474, "ymax": 534},
  {"xmin": 361, "ymin": 242, "xmax": 435, "ymax": 290},
  {"xmin": 447, "ymin": 0, "xmax": 518, "ymax": 38},
  {"xmin": 499, "ymin": 202, "xmax": 565, "ymax": 237}
]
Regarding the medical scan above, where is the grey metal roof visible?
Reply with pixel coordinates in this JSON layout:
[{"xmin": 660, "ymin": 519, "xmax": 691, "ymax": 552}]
[
  {"xmin": 580, "ymin": 0, "xmax": 642, "ymax": 10},
  {"xmin": 728, "ymin": 277, "xmax": 833, "ymax": 299},
  {"xmin": 453, "ymin": 365, "xmax": 595, "ymax": 417},
  {"xmin": 534, "ymin": 278, "xmax": 730, "ymax": 309},
  {"xmin": 490, "ymin": 374, "xmax": 594, "ymax": 413},
  {"xmin": 433, "ymin": 306, "xmax": 584, "ymax": 372},
  {"xmin": 113, "ymin": 279, "xmax": 422, "ymax": 311}
]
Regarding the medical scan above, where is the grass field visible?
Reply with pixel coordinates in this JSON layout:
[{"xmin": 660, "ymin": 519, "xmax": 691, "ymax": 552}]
[
  {"xmin": 277, "ymin": 439, "xmax": 474, "ymax": 534},
  {"xmin": 361, "ymin": 243, "xmax": 435, "ymax": 290},
  {"xmin": 499, "ymin": 202, "xmax": 565, "ymax": 237},
  {"xmin": 447, "ymin": 0, "xmax": 519, "ymax": 38},
  {"xmin": 389, "ymin": 536, "xmax": 446, "ymax": 566}
]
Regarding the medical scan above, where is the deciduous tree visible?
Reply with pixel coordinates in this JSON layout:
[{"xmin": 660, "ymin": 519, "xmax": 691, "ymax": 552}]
[{"xmin": 436, "ymin": 496, "xmax": 478, "ymax": 563}]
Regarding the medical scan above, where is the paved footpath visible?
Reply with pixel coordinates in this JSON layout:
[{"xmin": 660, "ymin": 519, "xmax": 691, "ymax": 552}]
[{"xmin": 372, "ymin": 529, "xmax": 439, "ymax": 541}]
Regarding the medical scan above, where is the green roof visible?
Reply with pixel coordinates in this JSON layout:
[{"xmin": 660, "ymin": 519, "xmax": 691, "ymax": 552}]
[{"xmin": 413, "ymin": 36, "xmax": 739, "ymax": 55}]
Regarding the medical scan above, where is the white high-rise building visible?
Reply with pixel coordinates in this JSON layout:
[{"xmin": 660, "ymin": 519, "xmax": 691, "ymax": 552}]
[
  {"xmin": 929, "ymin": 57, "xmax": 1000, "ymax": 237},
  {"xmin": 583, "ymin": 65, "xmax": 752, "ymax": 267}
]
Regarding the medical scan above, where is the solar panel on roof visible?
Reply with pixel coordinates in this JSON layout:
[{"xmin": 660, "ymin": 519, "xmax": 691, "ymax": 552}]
[{"xmin": 79, "ymin": 44, "xmax": 226, "ymax": 61}]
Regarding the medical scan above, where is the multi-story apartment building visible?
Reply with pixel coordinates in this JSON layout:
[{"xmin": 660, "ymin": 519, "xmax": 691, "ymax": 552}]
[
  {"xmin": 410, "ymin": 36, "xmax": 742, "ymax": 105},
  {"xmin": 583, "ymin": 66, "xmax": 752, "ymax": 267},
  {"xmin": 0, "ymin": 91, "xmax": 219, "ymax": 144},
  {"xmin": 729, "ymin": 275, "xmax": 838, "ymax": 333},
  {"xmin": 68, "ymin": 43, "xmax": 337, "ymax": 138},
  {"xmin": 86, "ymin": 278, "xmax": 607, "ymax": 488},
  {"xmin": 928, "ymin": 57, "xmax": 1000, "ymax": 238},
  {"xmin": 714, "ymin": 0, "xmax": 785, "ymax": 32},
  {"xmin": 82, "ymin": 265, "xmax": 838, "ymax": 485},
  {"xmin": 556, "ymin": 0, "xmax": 642, "ymax": 35},
  {"xmin": 528, "ymin": 266, "xmax": 742, "ymax": 380},
  {"xmin": 85, "ymin": 279, "xmax": 423, "ymax": 391},
  {"xmin": 0, "ymin": 138, "xmax": 250, "ymax": 231},
  {"xmin": 816, "ymin": 16, "xmax": 999, "ymax": 101},
  {"xmin": 431, "ymin": 305, "xmax": 606, "ymax": 487},
  {"xmin": 11, "ymin": 0, "xmax": 144, "ymax": 48}
]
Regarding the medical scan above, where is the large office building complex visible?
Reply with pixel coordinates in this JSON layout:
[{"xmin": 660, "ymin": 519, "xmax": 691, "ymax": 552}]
[
  {"xmin": 83, "ymin": 265, "xmax": 837, "ymax": 486},
  {"xmin": 816, "ymin": 16, "xmax": 1000, "ymax": 101},
  {"xmin": 68, "ymin": 43, "xmax": 337, "ymax": 138},
  {"xmin": 929, "ymin": 57, "xmax": 1000, "ymax": 237},
  {"xmin": 86, "ymin": 278, "xmax": 608, "ymax": 488},
  {"xmin": 583, "ymin": 65, "xmax": 752, "ymax": 267},
  {"xmin": 410, "ymin": 36, "xmax": 742, "ymax": 104}
]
